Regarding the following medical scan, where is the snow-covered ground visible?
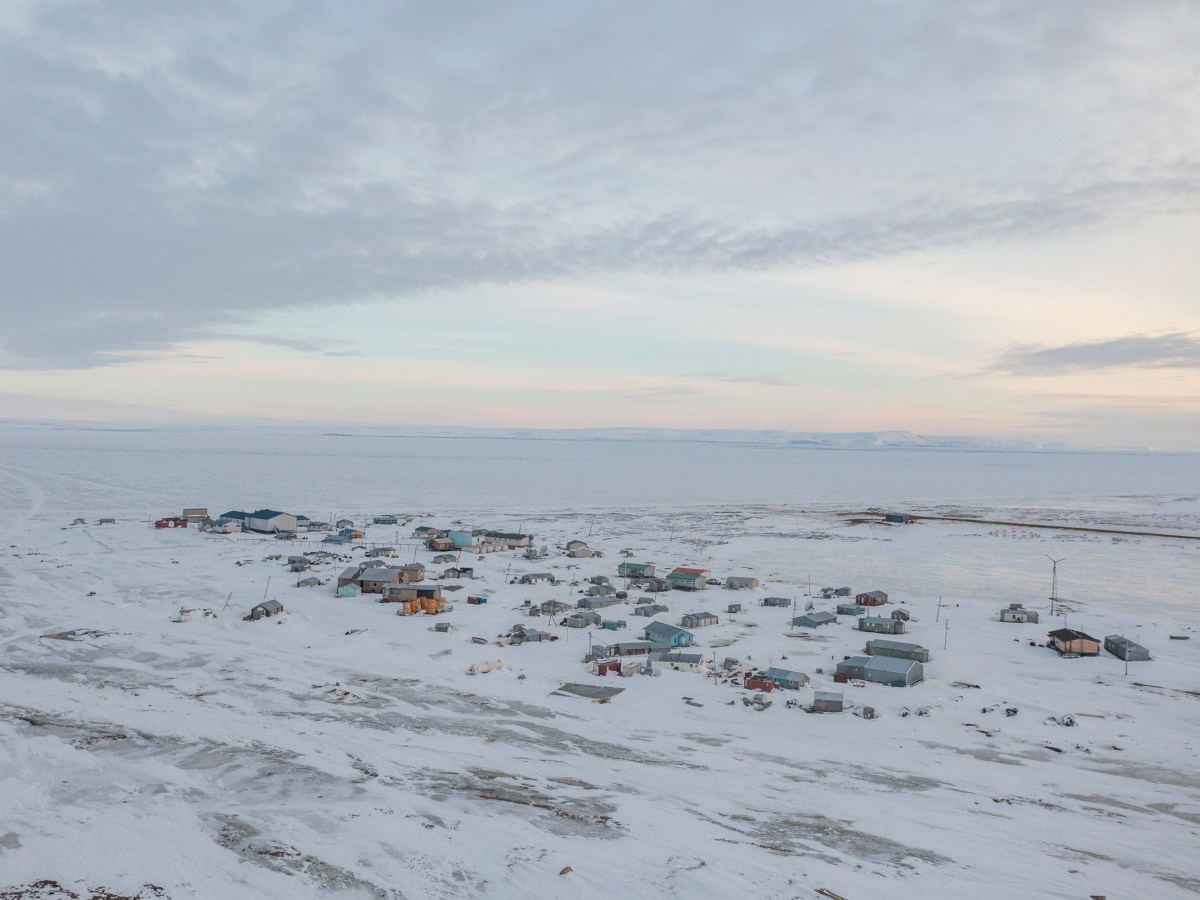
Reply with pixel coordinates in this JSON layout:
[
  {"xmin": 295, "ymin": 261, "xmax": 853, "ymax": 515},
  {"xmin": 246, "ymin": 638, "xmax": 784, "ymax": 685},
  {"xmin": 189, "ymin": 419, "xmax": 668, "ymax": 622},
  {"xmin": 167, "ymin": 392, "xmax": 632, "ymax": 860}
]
[{"xmin": 1, "ymin": 429, "xmax": 1198, "ymax": 899}]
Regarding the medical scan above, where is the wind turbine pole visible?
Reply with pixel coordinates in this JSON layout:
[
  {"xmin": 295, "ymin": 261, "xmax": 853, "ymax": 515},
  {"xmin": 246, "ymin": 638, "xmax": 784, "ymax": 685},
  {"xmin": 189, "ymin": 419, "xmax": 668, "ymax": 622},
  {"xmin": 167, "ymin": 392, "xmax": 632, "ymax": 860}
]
[{"xmin": 1046, "ymin": 556, "xmax": 1064, "ymax": 617}]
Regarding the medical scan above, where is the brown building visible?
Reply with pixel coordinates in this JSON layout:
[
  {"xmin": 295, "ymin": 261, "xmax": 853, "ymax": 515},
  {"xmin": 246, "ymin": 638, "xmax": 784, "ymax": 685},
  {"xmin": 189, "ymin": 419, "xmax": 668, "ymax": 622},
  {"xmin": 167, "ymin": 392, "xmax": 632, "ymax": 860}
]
[{"xmin": 1048, "ymin": 628, "xmax": 1100, "ymax": 657}]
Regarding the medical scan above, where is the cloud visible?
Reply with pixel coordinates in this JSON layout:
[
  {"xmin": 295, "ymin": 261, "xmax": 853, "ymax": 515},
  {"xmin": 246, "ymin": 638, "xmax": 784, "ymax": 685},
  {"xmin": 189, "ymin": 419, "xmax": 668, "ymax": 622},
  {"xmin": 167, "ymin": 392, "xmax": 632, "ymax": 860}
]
[
  {"xmin": 2, "ymin": 2, "xmax": 1200, "ymax": 368},
  {"xmin": 685, "ymin": 372, "xmax": 795, "ymax": 387},
  {"xmin": 987, "ymin": 332, "xmax": 1200, "ymax": 376}
]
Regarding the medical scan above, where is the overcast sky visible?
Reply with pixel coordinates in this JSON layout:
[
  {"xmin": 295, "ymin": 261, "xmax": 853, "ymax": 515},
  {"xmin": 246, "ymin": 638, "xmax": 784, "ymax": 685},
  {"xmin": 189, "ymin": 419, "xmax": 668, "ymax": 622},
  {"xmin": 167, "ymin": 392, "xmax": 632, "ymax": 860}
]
[{"xmin": 2, "ymin": 1, "xmax": 1199, "ymax": 448}]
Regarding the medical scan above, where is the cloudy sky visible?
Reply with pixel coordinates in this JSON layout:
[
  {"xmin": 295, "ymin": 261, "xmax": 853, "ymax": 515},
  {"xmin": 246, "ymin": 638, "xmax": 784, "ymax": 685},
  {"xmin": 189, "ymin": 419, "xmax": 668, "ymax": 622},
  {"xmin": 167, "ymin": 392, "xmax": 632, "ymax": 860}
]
[{"xmin": 2, "ymin": 1, "xmax": 1199, "ymax": 448}]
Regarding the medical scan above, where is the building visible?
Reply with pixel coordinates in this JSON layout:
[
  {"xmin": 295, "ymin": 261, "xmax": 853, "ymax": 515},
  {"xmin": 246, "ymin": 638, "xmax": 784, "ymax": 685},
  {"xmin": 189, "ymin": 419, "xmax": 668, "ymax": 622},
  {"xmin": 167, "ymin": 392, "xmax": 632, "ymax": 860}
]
[
  {"xmin": 563, "ymin": 610, "xmax": 601, "ymax": 628},
  {"xmin": 442, "ymin": 566, "xmax": 474, "ymax": 579},
  {"xmin": 649, "ymin": 651, "xmax": 705, "ymax": 673},
  {"xmin": 336, "ymin": 583, "xmax": 362, "ymax": 598},
  {"xmin": 426, "ymin": 537, "xmax": 454, "ymax": 552},
  {"xmin": 323, "ymin": 533, "xmax": 351, "ymax": 545},
  {"xmin": 761, "ymin": 597, "xmax": 792, "ymax": 608},
  {"xmin": 820, "ymin": 587, "xmax": 853, "ymax": 599},
  {"xmin": 396, "ymin": 563, "xmax": 425, "ymax": 583},
  {"xmin": 520, "ymin": 573, "xmax": 555, "ymax": 585},
  {"xmin": 182, "ymin": 507, "xmax": 208, "ymax": 524},
  {"xmin": 1000, "ymin": 603, "xmax": 1039, "ymax": 624},
  {"xmin": 836, "ymin": 655, "xmax": 924, "ymax": 686},
  {"xmin": 578, "ymin": 596, "xmax": 621, "ymax": 610},
  {"xmin": 385, "ymin": 584, "xmax": 447, "ymax": 614},
  {"xmin": 865, "ymin": 639, "xmax": 930, "ymax": 663},
  {"xmin": 296, "ymin": 576, "xmax": 321, "ymax": 588},
  {"xmin": 836, "ymin": 603, "xmax": 864, "ymax": 617},
  {"xmin": 792, "ymin": 611, "xmax": 837, "ymax": 628},
  {"xmin": 1104, "ymin": 635, "xmax": 1150, "ymax": 661},
  {"xmin": 483, "ymin": 530, "xmax": 533, "ymax": 549},
  {"xmin": 666, "ymin": 567, "xmax": 709, "ymax": 591},
  {"xmin": 758, "ymin": 667, "xmax": 809, "ymax": 690},
  {"xmin": 245, "ymin": 509, "xmax": 298, "ymax": 534},
  {"xmin": 585, "ymin": 584, "xmax": 617, "ymax": 598},
  {"xmin": 681, "ymin": 611, "xmax": 718, "ymax": 628},
  {"xmin": 726, "ymin": 603, "xmax": 742, "ymax": 614},
  {"xmin": 366, "ymin": 546, "xmax": 399, "ymax": 558},
  {"xmin": 883, "ymin": 512, "xmax": 914, "ymax": 524},
  {"xmin": 859, "ymin": 616, "xmax": 904, "ymax": 635},
  {"xmin": 642, "ymin": 621, "xmax": 695, "ymax": 647},
  {"xmin": 812, "ymin": 691, "xmax": 845, "ymax": 713},
  {"xmin": 725, "ymin": 576, "xmax": 760, "ymax": 590},
  {"xmin": 633, "ymin": 603, "xmax": 669, "ymax": 617},
  {"xmin": 373, "ymin": 515, "xmax": 398, "ymax": 525},
  {"xmin": 891, "ymin": 608, "xmax": 910, "ymax": 622},
  {"xmin": 539, "ymin": 600, "xmax": 573, "ymax": 616},
  {"xmin": 1048, "ymin": 628, "xmax": 1101, "ymax": 657},
  {"xmin": 249, "ymin": 599, "xmax": 284, "ymax": 620},
  {"xmin": 617, "ymin": 562, "xmax": 655, "ymax": 578},
  {"xmin": 598, "ymin": 641, "xmax": 652, "ymax": 658},
  {"xmin": 856, "ymin": 590, "xmax": 889, "ymax": 606}
]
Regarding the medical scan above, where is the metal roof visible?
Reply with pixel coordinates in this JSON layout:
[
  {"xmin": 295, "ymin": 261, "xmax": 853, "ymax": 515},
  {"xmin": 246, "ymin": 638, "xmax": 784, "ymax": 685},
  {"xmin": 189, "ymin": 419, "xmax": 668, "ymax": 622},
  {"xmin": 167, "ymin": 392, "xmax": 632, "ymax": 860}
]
[
  {"xmin": 761, "ymin": 667, "xmax": 808, "ymax": 683},
  {"xmin": 866, "ymin": 639, "xmax": 926, "ymax": 654},
  {"xmin": 864, "ymin": 656, "xmax": 920, "ymax": 675}
]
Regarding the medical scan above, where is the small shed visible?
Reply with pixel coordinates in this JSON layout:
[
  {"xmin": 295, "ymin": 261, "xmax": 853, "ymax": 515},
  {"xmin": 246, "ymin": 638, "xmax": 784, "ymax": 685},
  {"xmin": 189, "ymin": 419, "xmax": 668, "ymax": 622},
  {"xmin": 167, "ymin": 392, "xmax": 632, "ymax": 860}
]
[
  {"xmin": 337, "ymin": 583, "xmax": 362, "ymax": 598},
  {"xmin": 812, "ymin": 691, "xmax": 845, "ymax": 713},
  {"xmin": 681, "ymin": 611, "xmax": 718, "ymax": 628},
  {"xmin": 726, "ymin": 603, "xmax": 742, "ymax": 614},
  {"xmin": 250, "ymin": 599, "xmax": 284, "ymax": 620},
  {"xmin": 890, "ymin": 608, "xmax": 910, "ymax": 622},
  {"xmin": 792, "ymin": 611, "xmax": 837, "ymax": 628},
  {"xmin": 1104, "ymin": 634, "xmax": 1149, "ymax": 661},
  {"xmin": 859, "ymin": 616, "xmax": 904, "ymax": 634}
]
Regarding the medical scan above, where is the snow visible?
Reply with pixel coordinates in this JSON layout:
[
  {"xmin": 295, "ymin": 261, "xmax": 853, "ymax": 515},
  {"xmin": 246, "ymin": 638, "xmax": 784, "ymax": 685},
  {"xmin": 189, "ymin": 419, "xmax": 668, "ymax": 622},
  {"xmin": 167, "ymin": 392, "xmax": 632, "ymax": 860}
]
[{"xmin": 1, "ymin": 426, "xmax": 1198, "ymax": 899}]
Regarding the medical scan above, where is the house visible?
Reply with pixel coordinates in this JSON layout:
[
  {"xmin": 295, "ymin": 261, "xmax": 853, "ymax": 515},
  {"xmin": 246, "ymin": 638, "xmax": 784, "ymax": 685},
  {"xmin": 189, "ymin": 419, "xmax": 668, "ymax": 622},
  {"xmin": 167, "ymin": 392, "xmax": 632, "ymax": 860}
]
[
  {"xmin": 589, "ymin": 575, "xmax": 611, "ymax": 585},
  {"xmin": 667, "ymin": 567, "xmax": 709, "ymax": 591},
  {"xmin": 537, "ymin": 599, "xmax": 572, "ymax": 616},
  {"xmin": 856, "ymin": 590, "xmax": 889, "ymax": 606},
  {"xmin": 563, "ymin": 611, "xmax": 602, "ymax": 628},
  {"xmin": 836, "ymin": 603, "xmax": 865, "ymax": 617},
  {"xmin": 891, "ymin": 608, "xmax": 910, "ymax": 622},
  {"xmin": 865, "ymin": 639, "xmax": 930, "ymax": 663},
  {"xmin": 482, "ymin": 530, "xmax": 533, "ymax": 549},
  {"xmin": 1000, "ymin": 603, "xmax": 1039, "ymax": 624},
  {"xmin": 246, "ymin": 509, "xmax": 298, "ymax": 533},
  {"xmin": 442, "ymin": 566, "xmax": 474, "ymax": 579},
  {"xmin": 182, "ymin": 507, "xmax": 208, "ymax": 524},
  {"xmin": 836, "ymin": 655, "xmax": 924, "ymax": 686},
  {"xmin": 565, "ymin": 539, "xmax": 588, "ymax": 552},
  {"xmin": 249, "ymin": 599, "xmax": 284, "ymax": 620},
  {"xmin": 859, "ymin": 616, "xmax": 905, "ymax": 634},
  {"xmin": 412, "ymin": 525, "xmax": 439, "ymax": 539},
  {"xmin": 812, "ymin": 691, "xmax": 845, "ymax": 713},
  {"xmin": 643, "ymin": 621, "xmax": 695, "ymax": 647},
  {"xmin": 219, "ymin": 510, "xmax": 249, "ymax": 524},
  {"xmin": 520, "ymin": 573, "xmax": 555, "ymax": 585},
  {"xmin": 336, "ymin": 519, "xmax": 354, "ymax": 529},
  {"xmin": 761, "ymin": 597, "xmax": 792, "ymax": 608},
  {"xmin": 339, "ymin": 528, "xmax": 365, "ymax": 540},
  {"xmin": 510, "ymin": 625, "xmax": 555, "ymax": 644},
  {"xmin": 648, "ymin": 651, "xmax": 705, "ymax": 673},
  {"xmin": 617, "ymin": 562, "xmax": 655, "ymax": 578},
  {"xmin": 373, "ymin": 514, "xmax": 398, "ymax": 525},
  {"xmin": 1105, "ymin": 635, "xmax": 1150, "ymax": 661},
  {"xmin": 397, "ymin": 563, "xmax": 425, "ymax": 583},
  {"xmin": 725, "ymin": 576, "xmax": 760, "ymax": 590},
  {"xmin": 758, "ymin": 667, "xmax": 810, "ymax": 690},
  {"xmin": 289, "ymin": 560, "xmax": 310, "ymax": 573},
  {"xmin": 447, "ymin": 530, "xmax": 474, "ymax": 549},
  {"xmin": 296, "ymin": 576, "xmax": 321, "ymax": 588},
  {"xmin": 359, "ymin": 568, "xmax": 404, "ymax": 593},
  {"xmin": 97, "ymin": 518, "xmax": 117, "ymax": 525},
  {"xmin": 336, "ymin": 583, "xmax": 362, "ymax": 598},
  {"xmin": 820, "ymin": 587, "xmax": 853, "ymax": 599},
  {"xmin": 566, "ymin": 540, "xmax": 595, "ymax": 558},
  {"xmin": 681, "ymin": 611, "xmax": 718, "ymax": 628},
  {"xmin": 366, "ymin": 546, "xmax": 399, "ymax": 558},
  {"xmin": 637, "ymin": 576, "xmax": 673, "ymax": 593},
  {"xmin": 425, "ymin": 537, "xmax": 454, "ymax": 552},
  {"xmin": 605, "ymin": 641, "xmax": 652, "ymax": 657},
  {"xmin": 1048, "ymin": 628, "xmax": 1101, "ymax": 657},
  {"xmin": 792, "ymin": 611, "xmax": 837, "ymax": 628},
  {"xmin": 578, "ymin": 596, "xmax": 621, "ymax": 610},
  {"xmin": 323, "ymin": 533, "xmax": 350, "ymax": 545},
  {"xmin": 633, "ymin": 604, "xmax": 669, "ymax": 617}
]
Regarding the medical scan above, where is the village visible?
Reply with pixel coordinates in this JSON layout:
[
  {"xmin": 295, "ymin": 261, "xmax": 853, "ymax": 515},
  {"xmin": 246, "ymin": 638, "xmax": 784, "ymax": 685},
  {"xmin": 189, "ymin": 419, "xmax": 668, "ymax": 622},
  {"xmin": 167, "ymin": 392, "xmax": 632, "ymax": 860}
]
[{"xmin": 136, "ymin": 504, "xmax": 1154, "ymax": 719}]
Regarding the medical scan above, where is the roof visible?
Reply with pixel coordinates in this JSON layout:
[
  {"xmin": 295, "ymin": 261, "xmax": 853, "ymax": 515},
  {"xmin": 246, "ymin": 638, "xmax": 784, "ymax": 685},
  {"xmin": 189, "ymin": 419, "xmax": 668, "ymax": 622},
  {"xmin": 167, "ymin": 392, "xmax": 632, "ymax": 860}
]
[
  {"xmin": 650, "ymin": 652, "xmax": 703, "ymax": 664},
  {"xmin": 799, "ymin": 611, "xmax": 837, "ymax": 623},
  {"xmin": 1049, "ymin": 628, "xmax": 1099, "ymax": 642},
  {"xmin": 683, "ymin": 611, "xmax": 716, "ymax": 619},
  {"xmin": 249, "ymin": 509, "xmax": 289, "ymax": 519},
  {"xmin": 254, "ymin": 599, "xmax": 284, "ymax": 612},
  {"xmin": 859, "ymin": 589, "xmax": 888, "ymax": 598},
  {"xmin": 860, "ymin": 616, "xmax": 897, "ymax": 625},
  {"xmin": 610, "ymin": 642, "xmax": 652, "ymax": 652},
  {"xmin": 1105, "ymin": 634, "xmax": 1146, "ymax": 649},
  {"xmin": 644, "ymin": 621, "xmax": 691, "ymax": 638},
  {"xmin": 671, "ymin": 567, "xmax": 708, "ymax": 576},
  {"xmin": 761, "ymin": 667, "xmax": 808, "ymax": 682},
  {"xmin": 814, "ymin": 691, "xmax": 843, "ymax": 703},
  {"xmin": 866, "ymin": 639, "xmax": 927, "ymax": 653},
  {"xmin": 864, "ymin": 656, "xmax": 920, "ymax": 674},
  {"xmin": 220, "ymin": 510, "xmax": 248, "ymax": 520}
]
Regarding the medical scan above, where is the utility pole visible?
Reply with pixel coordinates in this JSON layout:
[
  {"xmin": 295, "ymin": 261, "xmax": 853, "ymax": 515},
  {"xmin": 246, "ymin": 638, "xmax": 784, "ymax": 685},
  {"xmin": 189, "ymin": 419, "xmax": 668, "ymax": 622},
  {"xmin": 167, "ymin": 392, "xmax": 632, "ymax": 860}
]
[
  {"xmin": 943, "ymin": 618, "xmax": 949, "ymax": 650},
  {"xmin": 936, "ymin": 595, "xmax": 942, "ymax": 623}
]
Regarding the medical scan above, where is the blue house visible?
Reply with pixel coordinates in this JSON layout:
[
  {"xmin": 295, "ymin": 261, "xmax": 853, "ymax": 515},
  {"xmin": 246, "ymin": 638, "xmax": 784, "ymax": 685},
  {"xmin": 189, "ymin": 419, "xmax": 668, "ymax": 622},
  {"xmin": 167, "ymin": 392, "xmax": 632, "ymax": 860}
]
[{"xmin": 643, "ymin": 621, "xmax": 695, "ymax": 648}]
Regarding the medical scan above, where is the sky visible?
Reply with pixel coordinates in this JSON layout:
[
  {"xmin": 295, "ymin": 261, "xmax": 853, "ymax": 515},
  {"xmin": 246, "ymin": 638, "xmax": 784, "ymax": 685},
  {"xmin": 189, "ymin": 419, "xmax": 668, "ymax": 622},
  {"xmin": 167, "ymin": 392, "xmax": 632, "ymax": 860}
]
[{"xmin": 1, "ymin": 1, "xmax": 1199, "ymax": 449}]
